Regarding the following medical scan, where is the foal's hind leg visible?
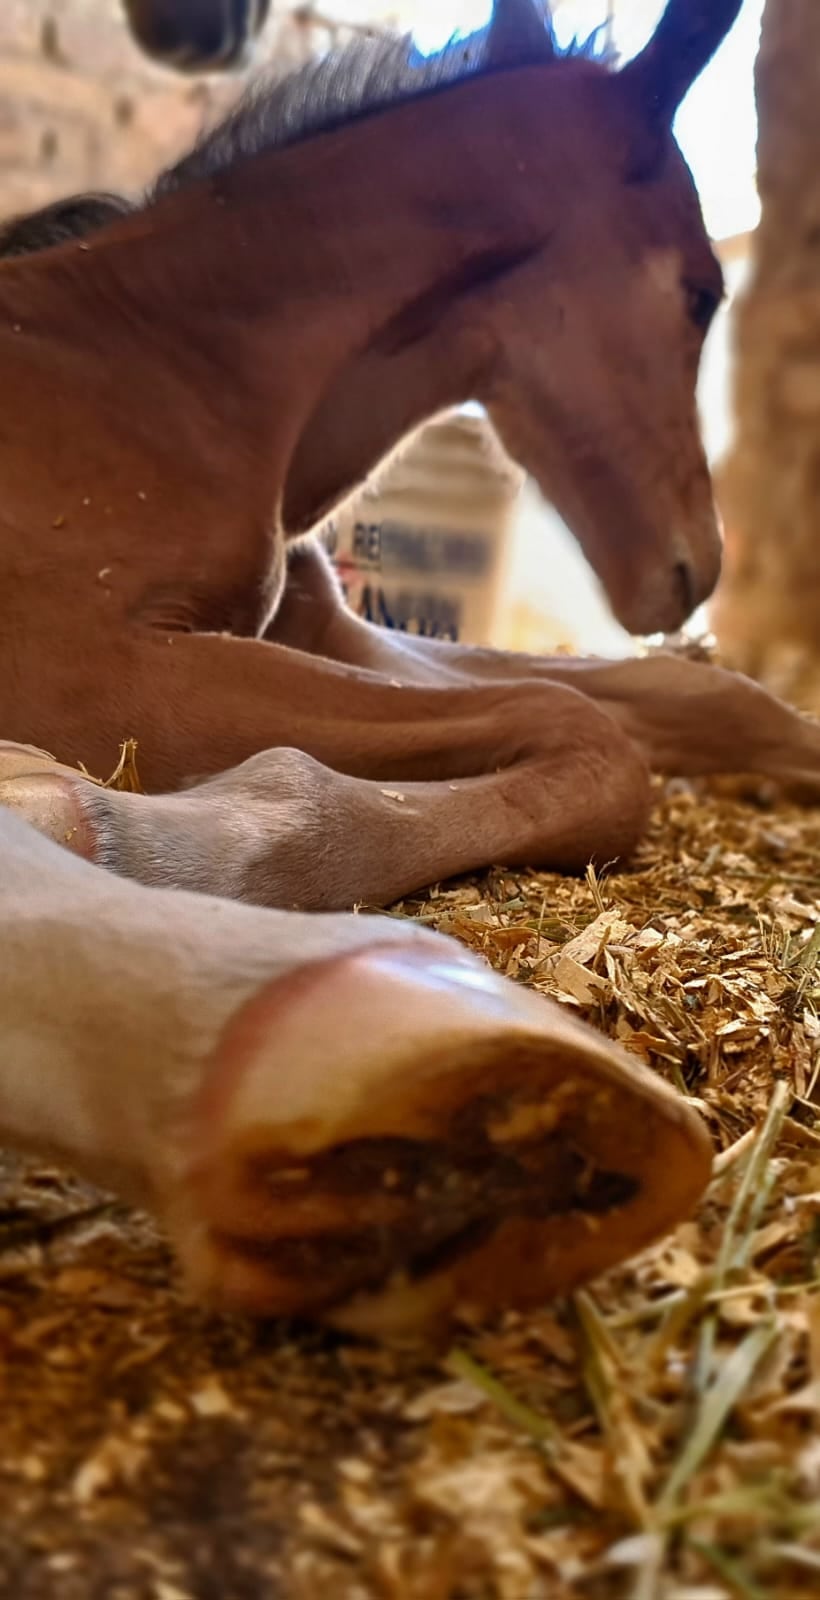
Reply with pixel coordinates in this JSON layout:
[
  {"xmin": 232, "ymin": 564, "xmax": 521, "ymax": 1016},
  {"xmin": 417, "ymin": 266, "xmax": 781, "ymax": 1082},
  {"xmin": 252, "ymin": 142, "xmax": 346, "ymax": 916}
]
[
  {"xmin": 523, "ymin": 652, "xmax": 820, "ymax": 797},
  {"xmin": 0, "ymin": 807, "xmax": 711, "ymax": 1334},
  {"xmin": 1, "ymin": 666, "xmax": 649, "ymax": 909},
  {"xmin": 268, "ymin": 545, "xmax": 820, "ymax": 797}
]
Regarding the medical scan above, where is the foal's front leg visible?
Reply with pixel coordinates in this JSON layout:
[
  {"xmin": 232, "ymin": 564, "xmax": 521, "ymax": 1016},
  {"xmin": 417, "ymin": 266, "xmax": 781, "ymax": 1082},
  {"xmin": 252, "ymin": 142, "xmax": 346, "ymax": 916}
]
[
  {"xmin": 269, "ymin": 544, "xmax": 820, "ymax": 796},
  {"xmin": 0, "ymin": 807, "xmax": 711, "ymax": 1335},
  {"xmin": 1, "ymin": 660, "xmax": 648, "ymax": 909},
  {"xmin": 1, "ymin": 591, "xmax": 657, "ymax": 906}
]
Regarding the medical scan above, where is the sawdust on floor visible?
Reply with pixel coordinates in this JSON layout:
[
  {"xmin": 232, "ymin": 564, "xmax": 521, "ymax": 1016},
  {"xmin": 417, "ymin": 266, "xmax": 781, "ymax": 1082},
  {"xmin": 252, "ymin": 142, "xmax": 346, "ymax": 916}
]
[{"xmin": 1, "ymin": 777, "xmax": 818, "ymax": 1599}]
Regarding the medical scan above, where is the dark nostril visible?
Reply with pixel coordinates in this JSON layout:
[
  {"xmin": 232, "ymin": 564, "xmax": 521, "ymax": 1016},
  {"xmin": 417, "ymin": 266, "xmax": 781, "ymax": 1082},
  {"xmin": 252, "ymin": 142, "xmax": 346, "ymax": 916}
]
[{"xmin": 674, "ymin": 560, "xmax": 697, "ymax": 619}]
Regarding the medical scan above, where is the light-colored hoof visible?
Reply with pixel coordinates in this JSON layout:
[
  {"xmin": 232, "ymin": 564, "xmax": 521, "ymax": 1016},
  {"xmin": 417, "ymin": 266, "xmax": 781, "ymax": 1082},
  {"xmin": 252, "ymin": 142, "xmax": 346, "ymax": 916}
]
[
  {"xmin": 0, "ymin": 742, "xmax": 98, "ymax": 859},
  {"xmin": 169, "ymin": 941, "xmax": 712, "ymax": 1338}
]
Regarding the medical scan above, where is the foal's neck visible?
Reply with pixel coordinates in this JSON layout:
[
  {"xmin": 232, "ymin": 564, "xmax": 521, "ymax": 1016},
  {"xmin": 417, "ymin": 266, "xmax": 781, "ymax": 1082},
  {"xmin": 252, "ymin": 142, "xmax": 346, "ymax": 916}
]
[
  {"xmin": 237, "ymin": 86, "xmax": 547, "ymax": 533},
  {"xmin": 19, "ymin": 75, "xmax": 554, "ymax": 533}
]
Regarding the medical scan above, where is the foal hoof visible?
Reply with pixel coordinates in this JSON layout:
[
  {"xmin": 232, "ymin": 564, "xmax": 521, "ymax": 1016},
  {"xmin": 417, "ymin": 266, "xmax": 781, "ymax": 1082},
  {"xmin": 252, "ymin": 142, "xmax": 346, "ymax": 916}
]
[
  {"xmin": 0, "ymin": 741, "xmax": 100, "ymax": 861},
  {"xmin": 173, "ymin": 942, "xmax": 712, "ymax": 1338}
]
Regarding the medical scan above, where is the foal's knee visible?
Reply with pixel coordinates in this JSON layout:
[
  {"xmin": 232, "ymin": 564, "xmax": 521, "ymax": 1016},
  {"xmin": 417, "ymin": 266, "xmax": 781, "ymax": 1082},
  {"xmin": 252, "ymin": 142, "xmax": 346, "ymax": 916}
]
[
  {"xmin": 516, "ymin": 689, "xmax": 652, "ymax": 872},
  {"xmin": 200, "ymin": 747, "xmax": 358, "ymax": 909},
  {"xmin": 583, "ymin": 723, "xmax": 652, "ymax": 868}
]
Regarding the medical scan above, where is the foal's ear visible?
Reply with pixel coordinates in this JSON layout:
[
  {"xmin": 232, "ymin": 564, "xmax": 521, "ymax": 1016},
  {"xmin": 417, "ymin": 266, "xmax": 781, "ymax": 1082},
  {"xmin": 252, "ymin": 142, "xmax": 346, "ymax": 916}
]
[
  {"xmin": 620, "ymin": 0, "xmax": 743, "ymax": 125},
  {"xmin": 484, "ymin": 0, "xmax": 554, "ymax": 69}
]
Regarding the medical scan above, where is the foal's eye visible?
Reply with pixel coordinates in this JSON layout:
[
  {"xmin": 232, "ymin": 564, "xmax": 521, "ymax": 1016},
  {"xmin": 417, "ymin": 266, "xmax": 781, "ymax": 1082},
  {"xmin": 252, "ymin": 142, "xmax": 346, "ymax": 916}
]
[{"xmin": 684, "ymin": 283, "xmax": 720, "ymax": 333}]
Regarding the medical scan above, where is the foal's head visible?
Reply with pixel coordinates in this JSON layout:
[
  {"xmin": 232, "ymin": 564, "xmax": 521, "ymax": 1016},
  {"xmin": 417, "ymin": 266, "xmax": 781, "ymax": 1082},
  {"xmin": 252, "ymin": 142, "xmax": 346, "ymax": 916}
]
[
  {"xmin": 0, "ymin": 0, "xmax": 740, "ymax": 639},
  {"xmin": 457, "ymin": 0, "xmax": 741, "ymax": 635}
]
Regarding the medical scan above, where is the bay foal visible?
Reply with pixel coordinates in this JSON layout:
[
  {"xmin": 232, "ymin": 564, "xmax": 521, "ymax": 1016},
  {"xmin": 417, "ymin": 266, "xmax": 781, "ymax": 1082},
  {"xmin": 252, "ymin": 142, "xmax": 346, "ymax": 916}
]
[
  {"xmin": 0, "ymin": 0, "xmax": 815, "ymax": 1329},
  {"xmin": 5, "ymin": 0, "xmax": 820, "ymax": 915}
]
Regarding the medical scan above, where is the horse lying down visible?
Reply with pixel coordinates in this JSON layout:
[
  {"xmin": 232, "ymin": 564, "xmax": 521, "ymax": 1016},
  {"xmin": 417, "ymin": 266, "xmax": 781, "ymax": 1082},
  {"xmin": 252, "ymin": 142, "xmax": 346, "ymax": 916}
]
[{"xmin": 1, "ymin": 0, "xmax": 817, "ymax": 1334}]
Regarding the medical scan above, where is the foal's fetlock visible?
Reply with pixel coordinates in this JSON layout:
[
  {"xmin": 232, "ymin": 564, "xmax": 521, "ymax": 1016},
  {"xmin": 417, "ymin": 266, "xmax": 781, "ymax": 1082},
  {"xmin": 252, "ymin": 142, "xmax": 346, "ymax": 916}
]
[{"xmin": 521, "ymin": 696, "xmax": 652, "ymax": 873}]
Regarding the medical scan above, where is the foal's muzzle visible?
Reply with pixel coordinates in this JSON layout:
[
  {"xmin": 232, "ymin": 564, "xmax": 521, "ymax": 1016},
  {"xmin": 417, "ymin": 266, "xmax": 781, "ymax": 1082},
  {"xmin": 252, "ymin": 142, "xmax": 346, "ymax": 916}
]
[{"xmin": 618, "ymin": 523, "xmax": 723, "ymax": 637}]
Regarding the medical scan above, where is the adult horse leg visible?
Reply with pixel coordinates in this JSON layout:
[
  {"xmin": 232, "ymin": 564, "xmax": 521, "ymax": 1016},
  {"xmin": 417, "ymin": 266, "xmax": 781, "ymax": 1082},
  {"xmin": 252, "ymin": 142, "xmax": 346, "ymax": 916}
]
[
  {"xmin": 0, "ymin": 623, "xmax": 650, "ymax": 909},
  {"xmin": 0, "ymin": 806, "xmax": 711, "ymax": 1334},
  {"xmin": 268, "ymin": 544, "xmax": 820, "ymax": 798}
]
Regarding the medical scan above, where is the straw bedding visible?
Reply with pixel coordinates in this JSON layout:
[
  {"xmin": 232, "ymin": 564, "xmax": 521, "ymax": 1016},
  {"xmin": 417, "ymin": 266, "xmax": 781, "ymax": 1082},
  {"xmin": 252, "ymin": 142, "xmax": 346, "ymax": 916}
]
[{"xmin": 0, "ymin": 771, "xmax": 817, "ymax": 1598}]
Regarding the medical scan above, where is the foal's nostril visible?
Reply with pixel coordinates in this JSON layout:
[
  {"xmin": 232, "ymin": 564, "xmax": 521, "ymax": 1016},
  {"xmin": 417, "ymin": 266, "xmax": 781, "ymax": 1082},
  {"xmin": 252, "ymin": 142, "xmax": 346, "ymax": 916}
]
[{"xmin": 674, "ymin": 560, "xmax": 697, "ymax": 620}]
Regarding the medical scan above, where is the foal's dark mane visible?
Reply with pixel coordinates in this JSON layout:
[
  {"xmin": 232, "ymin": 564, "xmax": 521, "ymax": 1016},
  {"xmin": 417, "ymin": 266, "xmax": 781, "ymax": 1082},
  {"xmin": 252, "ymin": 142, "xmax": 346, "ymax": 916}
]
[
  {"xmin": 0, "ymin": 0, "xmax": 611, "ymax": 261},
  {"xmin": 152, "ymin": 5, "xmax": 607, "ymax": 200},
  {"xmin": 0, "ymin": 0, "xmax": 740, "ymax": 262}
]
